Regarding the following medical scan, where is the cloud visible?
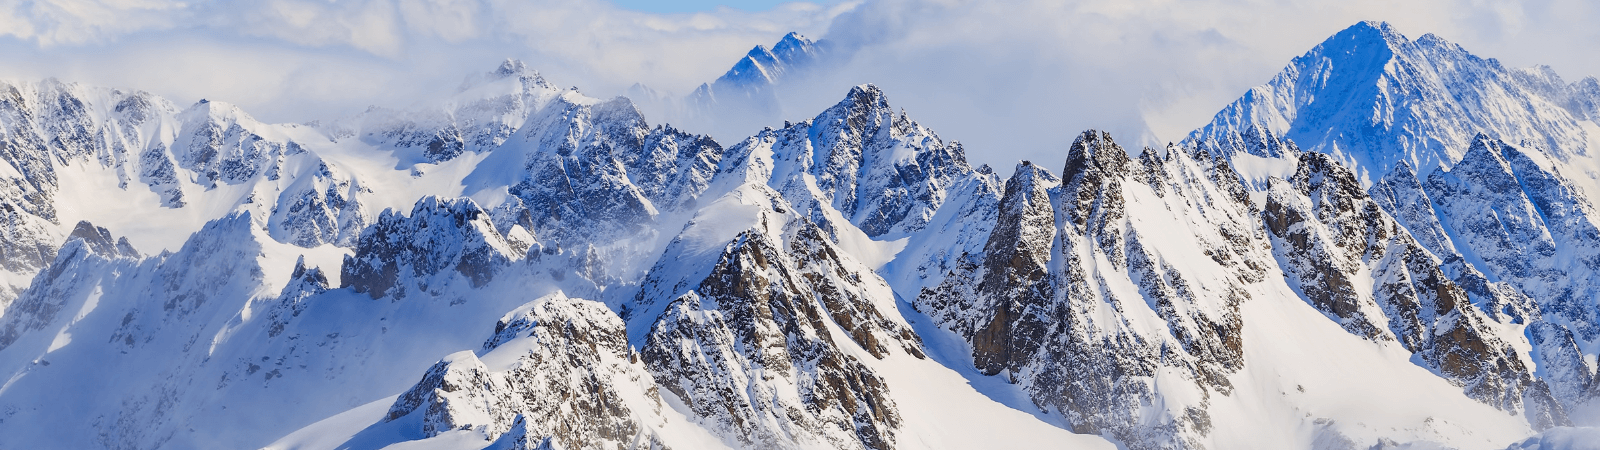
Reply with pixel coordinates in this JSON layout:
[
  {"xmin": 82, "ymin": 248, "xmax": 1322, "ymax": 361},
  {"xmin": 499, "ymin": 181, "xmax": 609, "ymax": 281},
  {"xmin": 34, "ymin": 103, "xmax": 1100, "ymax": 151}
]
[
  {"xmin": 754, "ymin": 0, "xmax": 1600, "ymax": 172},
  {"xmin": 0, "ymin": 0, "xmax": 852, "ymax": 122},
  {"xmin": 0, "ymin": 0, "xmax": 1595, "ymax": 173},
  {"xmin": 0, "ymin": 0, "xmax": 187, "ymax": 45}
]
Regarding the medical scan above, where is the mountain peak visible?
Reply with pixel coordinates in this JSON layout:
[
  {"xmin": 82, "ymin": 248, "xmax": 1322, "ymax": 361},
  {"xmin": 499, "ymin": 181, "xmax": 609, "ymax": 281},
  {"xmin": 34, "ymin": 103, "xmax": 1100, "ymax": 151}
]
[
  {"xmin": 816, "ymin": 84, "xmax": 893, "ymax": 121},
  {"xmin": 1313, "ymin": 20, "xmax": 1408, "ymax": 61},
  {"xmin": 772, "ymin": 32, "xmax": 815, "ymax": 60},
  {"xmin": 496, "ymin": 58, "xmax": 530, "ymax": 77},
  {"xmin": 181, "ymin": 97, "xmax": 254, "ymax": 124},
  {"xmin": 1450, "ymin": 134, "xmax": 1519, "ymax": 181},
  {"xmin": 712, "ymin": 32, "xmax": 821, "ymax": 90},
  {"xmin": 1349, "ymin": 20, "xmax": 1406, "ymax": 43},
  {"xmin": 845, "ymin": 83, "xmax": 886, "ymax": 103},
  {"xmin": 1008, "ymin": 160, "xmax": 1059, "ymax": 188},
  {"xmin": 1193, "ymin": 18, "xmax": 1597, "ymax": 186},
  {"xmin": 458, "ymin": 59, "xmax": 548, "ymax": 93}
]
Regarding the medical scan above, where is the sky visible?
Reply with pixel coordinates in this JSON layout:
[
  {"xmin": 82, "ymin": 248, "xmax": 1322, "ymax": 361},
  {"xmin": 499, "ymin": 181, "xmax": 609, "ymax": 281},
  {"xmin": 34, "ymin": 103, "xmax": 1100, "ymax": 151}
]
[
  {"xmin": 608, "ymin": 0, "xmax": 815, "ymax": 13},
  {"xmin": 1, "ymin": 0, "xmax": 1597, "ymax": 173}
]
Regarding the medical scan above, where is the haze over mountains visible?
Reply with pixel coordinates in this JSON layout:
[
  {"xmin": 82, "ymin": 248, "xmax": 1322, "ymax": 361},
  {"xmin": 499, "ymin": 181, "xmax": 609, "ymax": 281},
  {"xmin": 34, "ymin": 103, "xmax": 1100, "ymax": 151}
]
[{"xmin": 2, "ymin": 20, "xmax": 1600, "ymax": 450}]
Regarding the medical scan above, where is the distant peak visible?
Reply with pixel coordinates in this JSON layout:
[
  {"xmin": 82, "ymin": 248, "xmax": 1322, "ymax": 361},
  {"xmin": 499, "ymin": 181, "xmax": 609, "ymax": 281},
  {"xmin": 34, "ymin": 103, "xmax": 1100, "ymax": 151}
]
[
  {"xmin": 711, "ymin": 31, "xmax": 821, "ymax": 90},
  {"xmin": 1355, "ymin": 20, "xmax": 1390, "ymax": 31},
  {"xmin": 458, "ymin": 59, "xmax": 548, "ymax": 93},
  {"xmin": 497, "ymin": 59, "xmax": 530, "ymax": 76},
  {"xmin": 774, "ymin": 32, "xmax": 812, "ymax": 50},
  {"xmin": 744, "ymin": 44, "xmax": 774, "ymax": 59}
]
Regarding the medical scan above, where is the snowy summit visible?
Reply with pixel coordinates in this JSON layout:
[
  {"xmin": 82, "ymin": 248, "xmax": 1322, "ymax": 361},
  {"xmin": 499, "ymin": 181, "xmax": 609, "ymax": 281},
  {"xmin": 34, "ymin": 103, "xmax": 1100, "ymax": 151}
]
[{"xmin": 1, "ymin": 18, "xmax": 1599, "ymax": 450}]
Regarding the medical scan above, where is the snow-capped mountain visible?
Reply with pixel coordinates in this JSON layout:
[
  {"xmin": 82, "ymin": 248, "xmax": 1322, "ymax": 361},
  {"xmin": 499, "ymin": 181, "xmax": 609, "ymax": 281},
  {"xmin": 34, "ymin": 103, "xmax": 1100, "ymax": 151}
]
[
  {"xmin": 635, "ymin": 32, "xmax": 831, "ymax": 145},
  {"xmin": 1193, "ymin": 19, "xmax": 1600, "ymax": 432},
  {"xmin": 1189, "ymin": 21, "xmax": 1600, "ymax": 188},
  {"xmin": 2, "ymin": 20, "xmax": 1599, "ymax": 450},
  {"xmin": 689, "ymin": 32, "xmax": 824, "ymax": 113}
]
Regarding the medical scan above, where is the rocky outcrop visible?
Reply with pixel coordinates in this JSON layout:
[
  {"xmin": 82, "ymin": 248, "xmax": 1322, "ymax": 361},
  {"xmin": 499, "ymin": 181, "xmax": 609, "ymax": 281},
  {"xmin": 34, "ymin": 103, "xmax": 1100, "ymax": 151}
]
[
  {"xmin": 1424, "ymin": 136, "xmax": 1600, "ymax": 342},
  {"xmin": 341, "ymin": 197, "xmax": 535, "ymax": 300},
  {"xmin": 267, "ymin": 160, "xmax": 370, "ymax": 248},
  {"xmin": 640, "ymin": 229, "xmax": 902, "ymax": 450},
  {"xmin": 920, "ymin": 161, "xmax": 1057, "ymax": 376},
  {"xmin": 721, "ymin": 85, "xmax": 974, "ymax": 240},
  {"xmin": 264, "ymin": 256, "xmax": 329, "ymax": 338},
  {"xmin": 1265, "ymin": 151, "xmax": 1556, "ymax": 422},
  {"xmin": 920, "ymin": 130, "xmax": 1271, "ymax": 449},
  {"xmin": 386, "ymin": 293, "xmax": 669, "ymax": 448},
  {"xmin": 0, "ymin": 221, "xmax": 140, "ymax": 350},
  {"xmin": 620, "ymin": 181, "xmax": 921, "ymax": 449},
  {"xmin": 505, "ymin": 95, "xmax": 721, "ymax": 249}
]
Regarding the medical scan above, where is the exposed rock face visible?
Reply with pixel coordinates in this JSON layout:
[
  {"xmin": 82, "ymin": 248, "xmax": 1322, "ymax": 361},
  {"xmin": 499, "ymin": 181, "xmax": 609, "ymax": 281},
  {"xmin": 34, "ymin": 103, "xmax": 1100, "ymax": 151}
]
[
  {"xmin": 1425, "ymin": 136, "xmax": 1600, "ymax": 342},
  {"xmin": 0, "ymin": 205, "xmax": 59, "ymax": 276},
  {"xmin": 1370, "ymin": 158, "xmax": 1540, "ymax": 326},
  {"xmin": 722, "ymin": 85, "xmax": 974, "ymax": 240},
  {"xmin": 920, "ymin": 130, "xmax": 1270, "ymax": 449},
  {"xmin": 267, "ymin": 160, "xmax": 370, "ymax": 248},
  {"xmin": 66, "ymin": 221, "xmax": 139, "ymax": 259},
  {"xmin": 620, "ymin": 182, "xmax": 921, "ymax": 450},
  {"xmin": 501, "ymin": 94, "xmax": 722, "ymax": 250},
  {"xmin": 641, "ymin": 231, "xmax": 901, "ymax": 450},
  {"xmin": 921, "ymin": 161, "xmax": 1058, "ymax": 376},
  {"xmin": 173, "ymin": 101, "xmax": 292, "ymax": 189},
  {"xmin": 1264, "ymin": 152, "xmax": 1557, "ymax": 422},
  {"xmin": 354, "ymin": 60, "xmax": 562, "ymax": 164},
  {"xmin": 386, "ymin": 293, "xmax": 669, "ymax": 449},
  {"xmin": 342, "ymin": 197, "xmax": 534, "ymax": 299},
  {"xmin": 0, "ymin": 221, "xmax": 140, "ymax": 350},
  {"xmin": 8, "ymin": 49, "xmax": 1600, "ymax": 450},
  {"xmin": 0, "ymin": 78, "xmax": 369, "ymax": 255},
  {"xmin": 1189, "ymin": 20, "xmax": 1596, "ymax": 183},
  {"xmin": 878, "ymin": 164, "xmax": 1003, "ymax": 297},
  {"xmin": 264, "ymin": 257, "xmax": 329, "ymax": 338}
]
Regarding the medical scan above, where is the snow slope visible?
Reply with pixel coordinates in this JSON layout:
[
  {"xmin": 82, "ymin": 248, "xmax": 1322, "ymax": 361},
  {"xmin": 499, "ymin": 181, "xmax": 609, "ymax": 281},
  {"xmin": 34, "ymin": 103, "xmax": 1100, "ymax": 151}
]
[{"xmin": 1, "ymin": 20, "xmax": 1597, "ymax": 450}]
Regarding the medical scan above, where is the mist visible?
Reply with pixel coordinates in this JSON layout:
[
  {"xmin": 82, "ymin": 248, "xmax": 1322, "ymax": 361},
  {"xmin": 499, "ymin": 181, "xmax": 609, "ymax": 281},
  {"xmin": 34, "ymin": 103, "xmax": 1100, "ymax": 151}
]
[{"xmin": 2, "ymin": 0, "xmax": 1596, "ymax": 174}]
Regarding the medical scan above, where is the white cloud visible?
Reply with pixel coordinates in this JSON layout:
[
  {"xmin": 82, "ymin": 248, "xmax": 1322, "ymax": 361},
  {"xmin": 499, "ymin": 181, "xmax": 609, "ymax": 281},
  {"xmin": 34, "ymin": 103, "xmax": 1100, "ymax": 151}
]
[
  {"xmin": 758, "ymin": 0, "xmax": 1600, "ymax": 171},
  {"xmin": 0, "ymin": 0, "xmax": 849, "ymax": 123},
  {"xmin": 0, "ymin": 0, "xmax": 1595, "ymax": 172}
]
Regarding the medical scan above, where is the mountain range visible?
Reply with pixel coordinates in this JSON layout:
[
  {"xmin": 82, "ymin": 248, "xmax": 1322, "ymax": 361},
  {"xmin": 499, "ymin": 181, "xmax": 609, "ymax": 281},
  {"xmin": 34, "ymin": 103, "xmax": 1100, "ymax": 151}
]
[{"xmin": 2, "ymin": 20, "xmax": 1599, "ymax": 450}]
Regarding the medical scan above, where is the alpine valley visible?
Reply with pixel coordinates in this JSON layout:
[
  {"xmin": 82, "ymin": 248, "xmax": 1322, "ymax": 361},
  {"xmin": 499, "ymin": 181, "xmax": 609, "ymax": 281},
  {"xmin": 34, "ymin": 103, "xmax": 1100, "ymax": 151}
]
[{"xmin": 4, "ymin": 20, "xmax": 1600, "ymax": 450}]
